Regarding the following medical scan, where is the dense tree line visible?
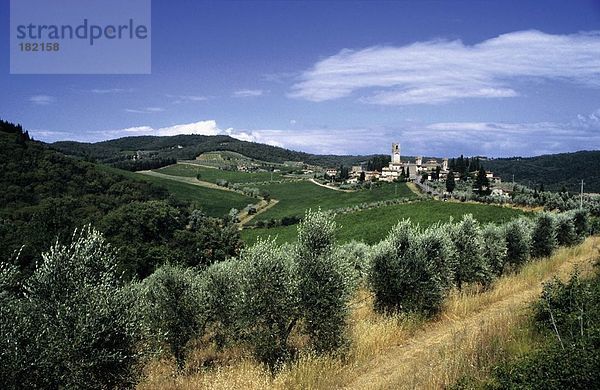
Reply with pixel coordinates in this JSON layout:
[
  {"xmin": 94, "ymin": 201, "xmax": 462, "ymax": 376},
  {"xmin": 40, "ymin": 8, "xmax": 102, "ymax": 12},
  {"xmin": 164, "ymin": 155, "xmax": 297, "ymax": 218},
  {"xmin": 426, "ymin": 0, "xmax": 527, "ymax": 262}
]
[
  {"xmin": 112, "ymin": 157, "xmax": 177, "ymax": 171},
  {"xmin": 484, "ymin": 151, "xmax": 600, "ymax": 193},
  {"xmin": 51, "ymin": 134, "xmax": 380, "ymax": 168},
  {"xmin": 0, "ymin": 121, "xmax": 242, "ymax": 279}
]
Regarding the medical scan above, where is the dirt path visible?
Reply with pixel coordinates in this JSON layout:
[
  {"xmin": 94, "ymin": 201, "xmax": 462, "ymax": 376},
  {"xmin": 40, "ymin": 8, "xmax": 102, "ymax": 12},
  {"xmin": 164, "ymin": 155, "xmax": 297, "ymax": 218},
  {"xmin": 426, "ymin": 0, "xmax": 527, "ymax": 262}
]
[
  {"xmin": 346, "ymin": 237, "xmax": 599, "ymax": 389},
  {"xmin": 237, "ymin": 199, "xmax": 280, "ymax": 226},
  {"xmin": 309, "ymin": 178, "xmax": 356, "ymax": 192}
]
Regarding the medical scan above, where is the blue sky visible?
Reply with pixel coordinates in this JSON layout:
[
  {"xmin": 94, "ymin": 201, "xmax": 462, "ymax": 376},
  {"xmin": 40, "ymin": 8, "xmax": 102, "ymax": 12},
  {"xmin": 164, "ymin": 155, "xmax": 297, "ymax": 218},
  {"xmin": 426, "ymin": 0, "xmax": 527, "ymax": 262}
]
[{"xmin": 2, "ymin": 0, "xmax": 600, "ymax": 157}]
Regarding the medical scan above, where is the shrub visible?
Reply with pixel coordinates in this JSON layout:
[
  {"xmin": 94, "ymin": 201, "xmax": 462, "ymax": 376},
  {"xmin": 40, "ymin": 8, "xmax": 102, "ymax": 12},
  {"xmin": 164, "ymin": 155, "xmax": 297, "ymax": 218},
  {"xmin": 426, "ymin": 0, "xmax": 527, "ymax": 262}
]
[
  {"xmin": 450, "ymin": 215, "xmax": 491, "ymax": 289},
  {"xmin": 335, "ymin": 240, "xmax": 373, "ymax": 282},
  {"xmin": 531, "ymin": 212, "xmax": 557, "ymax": 258},
  {"xmin": 494, "ymin": 271, "xmax": 600, "ymax": 389},
  {"xmin": 504, "ymin": 218, "xmax": 532, "ymax": 269},
  {"xmin": 239, "ymin": 239, "xmax": 298, "ymax": 366},
  {"xmin": 138, "ymin": 264, "xmax": 203, "ymax": 369},
  {"xmin": 555, "ymin": 212, "xmax": 578, "ymax": 247},
  {"xmin": 370, "ymin": 220, "xmax": 415, "ymax": 312},
  {"xmin": 417, "ymin": 223, "xmax": 455, "ymax": 290},
  {"xmin": 0, "ymin": 226, "xmax": 141, "ymax": 389},
  {"xmin": 572, "ymin": 208, "xmax": 590, "ymax": 241},
  {"xmin": 295, "ymin": 209, "xmax": 350, "ymax": 353},
  {"xmin": 481, "ymin": 223, "xmax": 508, "ymax": 277},
  {"xmin": 201, "ymin": 259, "xmax": 244, "ymax": 349}
]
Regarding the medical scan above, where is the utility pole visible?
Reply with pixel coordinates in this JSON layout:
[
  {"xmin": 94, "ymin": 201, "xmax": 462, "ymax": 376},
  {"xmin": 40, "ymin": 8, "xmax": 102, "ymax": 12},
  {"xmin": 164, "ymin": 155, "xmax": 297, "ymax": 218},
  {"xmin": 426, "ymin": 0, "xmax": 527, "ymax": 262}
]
[
  {"xmin": 512, "ymin": 174, "xmax": 515, "ymax": 185},
  {"xmin": 580, "ymin": 179, "xmax": 584, "ymax": 209}
]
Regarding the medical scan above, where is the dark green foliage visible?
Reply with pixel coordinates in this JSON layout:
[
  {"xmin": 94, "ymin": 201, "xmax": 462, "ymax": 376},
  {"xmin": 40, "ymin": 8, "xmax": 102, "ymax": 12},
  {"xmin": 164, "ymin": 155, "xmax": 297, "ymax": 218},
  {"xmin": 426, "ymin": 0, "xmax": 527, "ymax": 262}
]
[
  {"xmin": 138, "ymin": 264, "xmax": 203, "ymax": 369},
  {"xmin": 0, "ymin": 227, "xmax": 141, "ymax": 389},
  {"xmin": 530, "ymin": 212, "xmax": 558, "ymax": 258},
  {"xmin": 481, "ymin": 224, "xmax": 508, "ymax": 277},
  {"xmin": 240, "ymin": 239, "xmax": 298, "ymax": 366},
  {"xmin": 450, "ymin": 215, "xmax": 492, "ymax": 289},
  {"xmin": 492, "ymin": 271, "xmax": 600, "ymax": 389},
  {"xmin": 475, "ymin": 167, "xmax": 490, "ymax": 196},
  {"xmin": 370, "ymin": 220, "xmax": 415, "ymax": 312},
  {"xmin": 201, "ymin": 260, "xmax": 244, "ymax": 349},
  {"xmin": 112, "ymin": 157, "xmax": 177, "ymax": 171},
  {"xmin": 483, "ymin": 151, "xmax": 600, "ymax": 193},
  {"xmin": 555, "ymin": 212, "xmax": 578, "ymax": 247},
  {"xmin": 0, "ymin": 121, "xmax": 243, "ymax": 280},
  {"xmin": 446, "ymin": 171, "xmax": 456, "ymax": 193},
  {"xmin": 296, "ymin": 210, "xmax": 350, "ymax": 353},
  {"xmin": 370, "ymin": 220, "xmax": 451, "ymax": 316},
  {"xmin": 504, "ymin": 218, "xmax": 532, "ymax": 268},
  {"xmin": 572, "ymin": 208, "xmax": 590, "ymax": 240},
  {"xmin": 52, "ymin": 133, "xmax": 382, "ymax": 168}
]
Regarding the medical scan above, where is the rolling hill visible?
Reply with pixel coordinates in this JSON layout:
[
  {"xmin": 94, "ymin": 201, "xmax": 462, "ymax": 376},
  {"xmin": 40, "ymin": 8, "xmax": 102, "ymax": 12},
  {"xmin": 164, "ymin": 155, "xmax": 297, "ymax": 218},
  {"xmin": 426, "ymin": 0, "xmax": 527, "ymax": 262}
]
[
  {"xmin": 51, "ymin": 134, "xmax": 381, "ymax": 168},
  {"xmin": 483, "ymin": 151, "xmax": 600, "ymax": 193}
]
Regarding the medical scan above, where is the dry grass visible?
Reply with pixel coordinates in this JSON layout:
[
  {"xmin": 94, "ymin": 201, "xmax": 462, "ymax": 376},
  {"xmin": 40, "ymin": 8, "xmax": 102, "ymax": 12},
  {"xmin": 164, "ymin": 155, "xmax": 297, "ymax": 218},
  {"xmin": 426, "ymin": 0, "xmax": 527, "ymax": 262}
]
[{"xmin": 138, "ymin": 236, "xmax": 599, "ymax": 390}]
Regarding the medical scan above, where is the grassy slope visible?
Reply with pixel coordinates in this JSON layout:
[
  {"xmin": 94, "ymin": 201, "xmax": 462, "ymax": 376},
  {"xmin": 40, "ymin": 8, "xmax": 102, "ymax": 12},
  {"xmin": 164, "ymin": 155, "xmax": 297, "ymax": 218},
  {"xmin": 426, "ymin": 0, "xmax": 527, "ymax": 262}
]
[
  {"xmin": 242, "ymin": 200, "xmax": 529, "ymax": 245},
  {"xmin": 154, "ymin": 163, "xmax": 289, "ymax": 184},
  {"xmin": 252, "ymin": 181, "xmax": 416, "ymax": 222},
  {"xmin": 100, "ymin": 165, "xmax": 254, "ymax": 217}
]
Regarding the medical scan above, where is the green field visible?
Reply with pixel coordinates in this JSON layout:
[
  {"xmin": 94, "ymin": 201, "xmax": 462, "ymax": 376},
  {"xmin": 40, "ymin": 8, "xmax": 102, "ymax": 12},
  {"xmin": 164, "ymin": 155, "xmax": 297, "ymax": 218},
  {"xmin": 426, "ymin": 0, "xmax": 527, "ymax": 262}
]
[
  {"xmin": 154, "ymin": 163, "xmax": 290, "ymax": 184},
  {"xmin": 100, "ymin": 165, "xmax": 255, "ymax": 217},
  {"xmin": 252, "ymin": 180, "xmax": 416, "ymax": 221},
  {"xmin": 242, "ymin": 200, "xmax": 530, "ymax": 245}
]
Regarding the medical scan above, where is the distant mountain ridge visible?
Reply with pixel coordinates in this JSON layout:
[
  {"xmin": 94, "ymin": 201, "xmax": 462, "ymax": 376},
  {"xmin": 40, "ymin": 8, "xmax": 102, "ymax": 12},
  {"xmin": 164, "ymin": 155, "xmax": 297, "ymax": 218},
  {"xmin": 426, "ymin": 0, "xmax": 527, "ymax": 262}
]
[
  {"xmin": 51, "ymin": 134, "xmax": 380, "ymax": 167},
  {"xmin": 50, "ymin": 133, "xmax": 599, "ymax": 193},
  {"xmin": 483, "ymin": 151, "xmax": 600, "ymax": 193}
]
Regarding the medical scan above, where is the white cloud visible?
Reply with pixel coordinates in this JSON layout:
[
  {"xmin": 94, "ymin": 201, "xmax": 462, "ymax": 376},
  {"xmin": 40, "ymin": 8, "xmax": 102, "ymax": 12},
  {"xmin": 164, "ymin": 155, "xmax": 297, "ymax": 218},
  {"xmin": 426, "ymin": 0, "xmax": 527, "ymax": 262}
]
[
  {"xmin": 290, "ymin": 30, "xmax": 600, "ymax": 105},
  {"xmin": 233, "ymin": 89, "xmax": 264, "ymax": 98},
  {"xmin": 167, "ymin": 94, "xmax": 208, "ymax": 104},
  {"xmin": 124, "ymin": 107, "xmax": 165, "ymax": 114},
  {"xmin": 91, "ymin": 88, "xmax": 133, "ymax": 94},
  {"xmin": 156, "ymin": 120, "xmax": 221, "ymax": 136},
  {"xmin": 29, "ymin": 95, "xmax": 56, "ymax": 105}
]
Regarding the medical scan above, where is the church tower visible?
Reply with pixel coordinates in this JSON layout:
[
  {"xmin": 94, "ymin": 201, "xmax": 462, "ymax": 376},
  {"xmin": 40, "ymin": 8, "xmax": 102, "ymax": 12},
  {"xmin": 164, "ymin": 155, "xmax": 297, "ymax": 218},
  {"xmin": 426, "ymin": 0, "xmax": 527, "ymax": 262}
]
[{"xmin": 392, "ymin": 143, "xmax": 401, "ymax": 164}]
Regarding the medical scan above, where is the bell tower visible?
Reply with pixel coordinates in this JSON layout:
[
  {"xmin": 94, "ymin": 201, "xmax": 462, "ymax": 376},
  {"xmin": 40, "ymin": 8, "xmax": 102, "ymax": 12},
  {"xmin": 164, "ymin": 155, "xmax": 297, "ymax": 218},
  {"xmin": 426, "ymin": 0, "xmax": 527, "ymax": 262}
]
[{"xmin": 392, "ymin": 143, "xmax": 401, "ymax": 164}]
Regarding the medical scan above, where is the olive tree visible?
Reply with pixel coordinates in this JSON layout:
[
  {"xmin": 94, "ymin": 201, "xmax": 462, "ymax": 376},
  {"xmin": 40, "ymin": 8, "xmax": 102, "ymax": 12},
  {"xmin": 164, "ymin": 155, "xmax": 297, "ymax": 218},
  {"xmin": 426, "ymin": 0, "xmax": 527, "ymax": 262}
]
[
  {"xmin": 555, "ymin": 212, "xmax": 578, "ymax": 247},
  {"xmin": 295, "ymin": 209, "xmax": 350, "ymax": 353},
  {"xmin": 370, "ymin": 220, "xmax": 415, "ymax": 313},
  {"xmin": 1, "ymin": 226, "xmax": 141, "ymax": 389},
  {"xmin": 138, "ymin": 264, "xmax": 204, "ymax": 369},
  {"xmin": 504, "ymin": 218, "xmax": 532, "ymax": 269},
  {"xmin": 239, "ymin": 239, "xmax": 299, "ymax": 366},
  {"xmin": 482, "ymin": 224, "xmax": 508, "ymax": 277},
  {"xmin": 531, "ymin": 212, "xmax": 557, "ymax": 258},
  {"xmin": 450, "ymin": 215, "xmax": 491, "ymax": 289}
]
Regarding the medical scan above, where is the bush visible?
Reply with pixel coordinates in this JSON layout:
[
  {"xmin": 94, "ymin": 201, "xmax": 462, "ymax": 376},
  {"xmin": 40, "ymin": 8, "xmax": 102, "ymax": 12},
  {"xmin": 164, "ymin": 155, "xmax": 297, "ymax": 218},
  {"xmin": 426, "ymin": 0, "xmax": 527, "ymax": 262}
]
[
  {"xmin": 138, "ymin": 264, "xmax": 203, "ymax": 369},
  {"xmin": 450, "ymin": 215, "xmax": 491, "ymax": 289},
  {"xmin": 531, "ymin": 212, "xmax": 557, "ymax": 258},
  {"xmin": 240, "ymin": 239, "xmax": 298, "ymax": 366},
  {"xmin": 335, "ymin": 240, "xmax": 372, "ymax": 282},
  {"xmin": 295, "ymin": 209, "xmax": 350, "ymax": 353},
  {"xmin": 494, "ymin": 271, "xmax": 600, "ymax": 389},
  {"xmin": 572, "ymin": 208, "xmax": 590, "ymax": 240},
  {"xmin": 481, "ymin": 224, "xmax": 508, "ymax": 277},
  {"xmin": 504, "ymin": 218, "xmax": 532, "ymax": 269},
  {"xmin": 555, "ymin": 212, "xmax": 578, "ymax": 247},
  {"xmin": 201, "ymin": 259, "xmax": 244, "ymax": 349},
  {"xmin": 0, "ymin": 226, "xmax": 141, "ymax": 389},
  {"xmin": 370, "ymin": 220, "xmax": 415, "ymax": 313}
]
